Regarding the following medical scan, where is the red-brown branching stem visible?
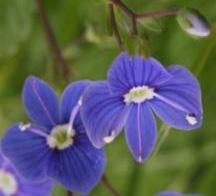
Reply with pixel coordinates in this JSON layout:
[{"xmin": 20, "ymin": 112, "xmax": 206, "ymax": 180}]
[
  {"xmin": 101, "ymin": 175, "xmax": 120, "ymax": 196},
  {"xmin": 36, "ymin": 0, "xmax": 70, "ymax": 82},
  {"xmin": 108, "ymin": 3, "xmax": 124, "ymax": 50},
  {"xmin": 109, "ymin": 0, "xmax": 178, "ymax": 36},
  {"xmin": 67, "ymin": 191, "xmax": 73, "ymax": 196}
]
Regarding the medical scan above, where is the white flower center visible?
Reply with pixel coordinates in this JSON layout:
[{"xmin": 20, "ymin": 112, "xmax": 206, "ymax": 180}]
[
  {"xmin": 47, "ymin": 124, "xmax": 75, "ymax": 150},
  {"xmin": 124, "ymin": 86, "xmax": 155, "ymax": 104},
  {"xmin": 0, "ymin": 170, "xmax": 18, "ymax": 195}
]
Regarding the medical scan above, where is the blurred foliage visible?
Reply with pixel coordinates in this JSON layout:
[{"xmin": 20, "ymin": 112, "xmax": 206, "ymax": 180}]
[{"xmin": 0, "ymin": 0, "xmax": 216, "ymax": 196}]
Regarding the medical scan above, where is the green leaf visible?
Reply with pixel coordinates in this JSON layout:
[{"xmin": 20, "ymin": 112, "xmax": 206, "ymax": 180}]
[
  {"xmin": 124, "ymin": 34, "xmax": 150, "ymax": 57},
  {"xmin": 138, "ymin": 18, "xmax": 162, "ymax": 33},
  {"xmin": 115, "ymin": 7, "xmax": 131, "ymax": 33}
]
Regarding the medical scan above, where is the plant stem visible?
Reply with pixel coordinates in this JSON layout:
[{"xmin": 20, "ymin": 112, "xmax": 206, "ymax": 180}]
[
  {"xmin": 67, "ymin": 191, "xmax": 73, "ymax": 196},
  {"xmin": 36, "ymin": 0, "xmax": 70, "ymax": 81},
  {"xmin": 108, "ymin": 3, "xmax": 124, "ymax": 50},
  {"xmin": 101, "ymin": 175, "xmax": 120, "ymax": 196},
  {"xmin": 135, "ymin": 7, "xmax": 179, "ymax": 19},
  {"xmin": 109, "ymin": 0, "xmax": 178, "ymax": 40},
  {"xmin": 191, "ymin": 25, "xmax": 216, "ymax": 77},
  {"xmin": 109, "ymin": 0, "xmax": 134, "ymax": 18},
  {"xmin": 131, "ymin": 15, "xmax": 138, "ymax": 34},
  {"xmin": 109, "ymin": 0, "xmax": 138, "ymax": 35},
  {"xmin": 153, "ymin": 124, "xmax": 171, "ymax": 156},
  {"xmin": 109, "ymin": 0, "xmax": 178, "ymax": 20},
  {"xmin": 125, "ymin": 162, "xmax": 142, "ymax": 196}
]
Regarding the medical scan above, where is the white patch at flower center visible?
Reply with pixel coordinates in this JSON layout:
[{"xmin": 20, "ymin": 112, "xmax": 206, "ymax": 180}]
[
  {"xmin": 124, "ymin": 86, "xmax": 155, "ymax": 104},
  {"xmin": 47, "ymin": 124, "xmax": 75, "ymax": 150},
  {"xmin": 0, "ymin": 170, "xmax": 18, "ymax": 195}
]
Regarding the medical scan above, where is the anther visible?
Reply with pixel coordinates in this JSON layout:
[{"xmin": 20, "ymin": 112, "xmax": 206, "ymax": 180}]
[
  {"xmin": 19, "ymin": 123, "xmax": 31, "ymax": 131},
  {"xmin": 186, "ymin": 114, "xmax": 198, "ymax": 125},
  {"xmin": 103, "ymin": 131, "xmax": 116, "ymax": 143}
]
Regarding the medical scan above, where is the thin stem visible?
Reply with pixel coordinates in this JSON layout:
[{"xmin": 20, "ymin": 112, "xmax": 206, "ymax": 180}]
[
  {"xmin": 109, "ymin": 0, "xmax": 137, "ymax": 35},
  {"xmin": 135, "ymin": 7, "xmax": 179, "ymax": 19},
  {"xmin": 108, "ymin": 3, "xmax": 124, "ymax": 50},
  {"xmin": 101, "ymin": 175, "xmax": 120, "ymax": 196},
  {"xmin": 125, "ymin": 163, "xmax": 142, "ymax": 196},
  {"xmin": 153, "ymin": 124, "xmax": 171, "ymax": 156},
  {"xmin": 109, "ymin": 0, "xmax": 134, "ymax": 18},
  {"xmin": 131, "ymin": 15, "xmax": 138, "ymax": 34},
  {"xmin": 67, "ymin": 191, "xmax": 73, "ymax": 196},
  {"xmin": 109, "ymin": 0, "xmax": 178, "ymax": 20},
  {"xmin": 109, "ymin": 0, "xmax": 178, "ymax": 35},
  {"xmin": 191, "ymin": 25, "xmax": 216, "ymax": 77},
  {"xmin": 36, "ymin": 0, "xmax": 70, "ymax": 81}
]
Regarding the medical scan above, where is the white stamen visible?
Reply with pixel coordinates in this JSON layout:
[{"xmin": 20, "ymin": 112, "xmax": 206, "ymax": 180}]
[
  {"xmin": 19, "ymin": 123, "xmax": 31, "ymax": 131},
  {"xmin": 103, "ymin": 131, "xmax": 116, "ymax": 143},
  {"xmin": 0, "ymin": 170, "xmax": 18, "ymax": 195},
  {"xmin": 68, "ymin": 97, "xmax": 83, "ymax": 135},
  {"xmin": 186, "ymin": 115, "xmax": 198, "ymax": 125},
  {"xmin": 138, "ymin": 156, "xmax": 143, "ymax": 163},
  {"xmin": 78, "ymin": 97, "xmax": 83, "ymax": 106},
  {"xmin": 124, "ymin": 86, "xmax": 154, "ymax": 104}
]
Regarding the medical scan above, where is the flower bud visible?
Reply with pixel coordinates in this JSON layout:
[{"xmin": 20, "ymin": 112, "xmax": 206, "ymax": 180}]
[{"xmin": 176, "ymin": 8, "xmax": 210, "ymax": 37}]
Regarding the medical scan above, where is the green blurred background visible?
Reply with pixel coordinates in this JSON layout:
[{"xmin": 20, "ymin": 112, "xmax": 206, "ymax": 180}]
[{"xmin": 0, "ymin": 0, "xmax": 216, "ymax": 195}]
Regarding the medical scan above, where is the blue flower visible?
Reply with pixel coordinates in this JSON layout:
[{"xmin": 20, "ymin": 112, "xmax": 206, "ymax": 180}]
[
  {"xmin": 157, "ymin": 191, "xmax": 201, "ymax": 196},
  {"xmin": 81, "ymin": 52, "xmax": 203, "ymax": 162},
  {"xmin": 1, "ymin": 76, "xmax": 106, "ymax": 194},
  {"xmin": 176, "ymin": 8, "xmax": 210, "ymax": 37},
  {"xmin": 157, "ymin": 191, "xmax": 183, "ymax": 196},
  {"xmin": 0, "ymin": 150, "xmax": 52, "ymax": 196}
]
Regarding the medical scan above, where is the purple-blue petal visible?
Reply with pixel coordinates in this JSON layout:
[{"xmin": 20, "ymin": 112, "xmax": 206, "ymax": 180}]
[
  {"xmin": 22, "ymin": 76, "xmax": 59, "ymax": 130},
  {"xmin": 46, "ymin": 135, "xmax": 105, "ymax": 194},
  {"xmin": 125, "ymin": 103, "xmax": 157, "ymax": 162},
  {"xmin": 60, "ymin": 80, "xmax": 90, "ymax": 123},
  {"xmin": 18, "ymin": 178, "xmax": 53, "ymax": 196},
  {"xmin": 81, "ymin": 81, "xmax": 130, "ymax": 148},
  {"xmin": 108, "ymin": 52, "xmax": 171, "ymax": 95},
  {"xmin": 1, "ymin": 124, "xmax": 51, "ymax": 182},
  {"xmin": 0, "ymin": 151, "xmax": 53, "ymax": 196},
  {"xmin": 157, "ymin": 191, "xmax": 184, "ymax": 196},
  {"xmin": 150, "ymin": 65, "xmax": 203, "ymax": 130}
]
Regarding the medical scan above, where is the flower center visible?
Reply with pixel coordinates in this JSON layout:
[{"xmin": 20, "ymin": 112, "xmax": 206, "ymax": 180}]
[
  {"xmin": 0, "ymin": 170, "xmax": 18, "ymax": 195},
  {"xmin": 124, "ymin": 86, "xmax": 155, "ymax": 104},
  {"xmin": 47, "ymin": 124, "xmax": 75, "ymax": 150}
]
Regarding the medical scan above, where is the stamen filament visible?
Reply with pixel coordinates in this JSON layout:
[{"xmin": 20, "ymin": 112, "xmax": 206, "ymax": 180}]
[
  {"xmin": 19, "ymin": 123, "xmax": 49, "ymax": 138},
  {"xmin": 68, "ymin": 98, "xmax": 82, "ymax": 135},
  {"xmin": 30, "ymin": 127, "xmax": 50, "ymax": 138},
  {"xmin": 153, "ymin": 92, "xmax": 189, "ymax": 114},
  {"xmin": 153, "ymin": 92, "xmax": 198, "ymax": 125}
]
